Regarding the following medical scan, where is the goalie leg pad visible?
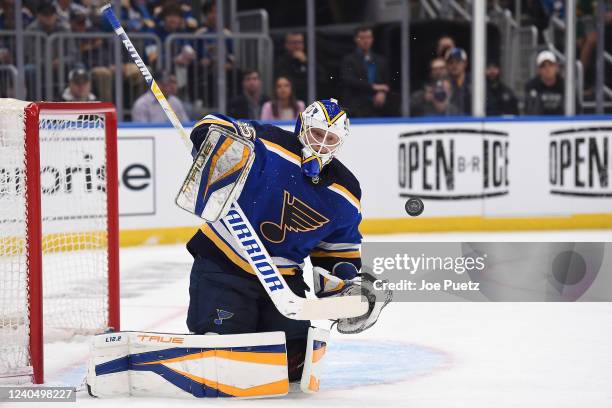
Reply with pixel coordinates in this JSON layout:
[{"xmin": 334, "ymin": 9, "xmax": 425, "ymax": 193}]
[
  {"xmin": 176, "ymin": 124, "xmax": 255, "ymax": 222},
  {"xmin": 300, "ymin": 327, "xmax": 331, "ymax": 393},
  {"xmin": 88, "ymin": 331, "xmax": 289, "ymax": 399}
]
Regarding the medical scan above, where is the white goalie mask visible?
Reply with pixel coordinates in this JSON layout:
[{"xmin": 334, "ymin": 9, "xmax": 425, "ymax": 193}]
[{"xmin": 295, "ymin": 99, "xmax": 349, "ymax": 177}]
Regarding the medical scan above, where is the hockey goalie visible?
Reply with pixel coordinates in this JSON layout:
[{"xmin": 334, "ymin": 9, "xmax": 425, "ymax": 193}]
[{"xmin": 86, "ymin": 98, "xmax": 392, "ymax": 399}]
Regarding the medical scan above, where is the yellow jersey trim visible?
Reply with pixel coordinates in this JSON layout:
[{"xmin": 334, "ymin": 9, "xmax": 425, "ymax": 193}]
[
  {"xmin": 261, "ymin": 138, "xmax": 301, "ymax": 165},
  {"xmin": 310, "ymin": 250, "xmax": 361, "ymax": 258},
  {"xmin": 194, "ymin": 117, "xmax": 236, "ymax": 130},
  {"xmin": 328, "ymin": 183, "xmax": 361, "ymax": 212}
]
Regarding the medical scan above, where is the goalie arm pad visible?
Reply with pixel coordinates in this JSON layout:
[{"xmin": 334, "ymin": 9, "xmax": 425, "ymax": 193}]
[
  {"xmin": 190, "ymin": 113, "xmax": 255, "ymax": 156},
  {"xmin": 87, "ymin": 331, "xmax": 289, "ymax": 399},
  {"xmin": 176, "ymin": 115, "xmax": 256, "ymax": 221}
]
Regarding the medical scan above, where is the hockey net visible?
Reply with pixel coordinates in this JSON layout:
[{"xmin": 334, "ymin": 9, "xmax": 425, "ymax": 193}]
[{"xmin": 0, "ymin": 99, "xmax": 119, "ymax": 384}]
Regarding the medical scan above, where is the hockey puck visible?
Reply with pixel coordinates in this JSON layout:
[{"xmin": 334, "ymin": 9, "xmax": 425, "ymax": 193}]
[{"xmin": 405, "ymin": 197, "xmax": 424, "ymax": 217}]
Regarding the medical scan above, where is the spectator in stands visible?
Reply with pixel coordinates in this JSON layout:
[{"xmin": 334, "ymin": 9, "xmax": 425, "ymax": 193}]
[
  {"xmin": 436, "ymin": 35, "xmax": 455, "ymax": 58},
  {"xmin": 261, "ymin": 76, "xmax": 305, "ymax": 121},
  {"xmin": 410, "ymin": 57, "xmax": 459, "ymax": 116},
  {"xmin": 0, "ymin": 1, "xmax": 34, "ymax": 31},
  {"xmin": 192, "ymin": 0, "xmax": 237, "ymax": 105},
  {"xmin": 485, "ymin": 60, "xmax": 518, "ymax": 116},
  {"xmin": 152, "ymin": 0, "xmax": 198, "ymax": 32},
  {"xmin": 411, "ymin": 78, "xmax": 459, "ymax": 117},
  {"xmin": 66, "ymin": 11, "xmax": 114, "ymax": 101},
  {"xmin": 81, "ymin": 0, "xmax": 153, "ymax": 32},
  {"xmin": 26, "ymin": 2, "xmax": 68, "ymax": 99},
  {"xmin": 61, "ymin": 66, "xmax": 97, "ymax": 101},
  {"xmin": 195, "ymin": 1, "xmax": 235, "ymax": 70},
  {"xmin": 575, "ymin": 0, "xmax": 612, "ymax": 93},
  {"xmin": 131, "ymin": 0, "xmax": 156, "ymax": 32},
  {"xmin": 151, "ymin": 3, "xmax": 194, "ymax": 67},
  {"xmin": 154, "ymin": 2, "xmax": 187, "ymax": 42},
  {"xmin": 275, "ymin": 32, "xmax": 308, "ymax": 102},
  {"xmin": 522, "ymin": 0, "xmax": 552, "ymax": 35},
  {"xmin": 524, "ymin": 50, "xmax": 579, "ymax": 115},
  {"xmin": 0, "ymin": 1, "xmax": 33, "ymax": 67},
  {"xmin": 53, "ymin": 0, "xmax": 89, "ymax": 29},
  {"xmin": 445, "ymin": 47, "xmax": 471, "ymax": 115},
  {"xmin": 26, "ymin": 2, "xmax": 68, "ymax": 35},
  {"xmin": 146, "ymin": 2, "xmax": 195, "ymax": 103},
  {"xmin": 430, "ymin": 57, "xmax": 448, "ymax": 81},
  {"xmin": 340, "ymin": 26, "xmax": 391, "ymax": 117},
  {"xmin": 132, "ymin": 71, "xmax": 188, "ymax": 123},
  {"xmin": 227, "ymin": 69, "xmax": 269, "ymax": 120}
]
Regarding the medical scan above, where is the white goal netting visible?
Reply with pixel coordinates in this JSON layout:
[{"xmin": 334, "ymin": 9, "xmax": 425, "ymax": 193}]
[{"xmin": 0, "ymin": 99, "xmax": 113, "ymax": 382}]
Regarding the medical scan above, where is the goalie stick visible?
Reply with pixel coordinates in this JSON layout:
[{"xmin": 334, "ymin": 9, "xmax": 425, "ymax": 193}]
[{"xmin": 100, "ymin": 4, "xmax": 368, "ymax": 320}]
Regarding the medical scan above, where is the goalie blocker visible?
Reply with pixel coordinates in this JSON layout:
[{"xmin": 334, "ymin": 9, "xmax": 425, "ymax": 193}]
[{"xmin": 87, "ymin": 328, "xmax": 329, "ymax": 399}]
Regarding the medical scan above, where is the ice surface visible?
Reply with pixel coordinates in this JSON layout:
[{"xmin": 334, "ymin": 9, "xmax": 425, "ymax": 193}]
[{"xmin": 27, "ymin": 230, "xmax": 612, "ymax": 407}]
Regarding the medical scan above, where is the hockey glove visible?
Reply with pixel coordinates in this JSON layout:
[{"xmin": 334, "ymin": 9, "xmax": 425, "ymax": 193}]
[
  {"xmin": 313, "ymin": 265, "xmax": 392, "ymax": 334},
  {"xmin": 334, "ymin": 272, "xmax": 393, "ymax": 334}
]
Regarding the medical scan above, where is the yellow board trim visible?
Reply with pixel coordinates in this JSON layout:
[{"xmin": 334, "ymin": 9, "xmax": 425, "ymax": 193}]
[
  {"xmin": 1, "ymin": 232, "xmax": 107, "ymax": 256},
  {"xmin": 117, "ymin": 213, "xmax": 612, "ymax": 248},
  {"xmin": 120, "ymin": 225, "xmax": 200, "ymax": 247},
  {"xmin": 359, "ymin": 213, "xmax": 612, "ymax": 234}
]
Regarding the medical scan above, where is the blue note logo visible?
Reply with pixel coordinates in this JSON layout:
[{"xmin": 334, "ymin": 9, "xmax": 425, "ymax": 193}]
[
  {"xmin": 214, "ymin": 309, "xmax": 234, "ymax": 325},
  {"xmin": 260, "ymin": 191, "xmax": 329, "ymax": 243}
]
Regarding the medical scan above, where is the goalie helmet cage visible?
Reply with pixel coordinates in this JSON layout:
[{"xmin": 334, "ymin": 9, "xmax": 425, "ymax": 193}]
[{"xmin": 0, "ymin": 100, "xmax": 120, "ymax": 384}]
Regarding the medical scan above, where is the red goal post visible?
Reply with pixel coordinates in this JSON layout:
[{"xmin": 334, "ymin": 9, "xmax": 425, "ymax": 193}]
[{"xmin": 0, "ymin": 100, "xmax": 120, "ymax": 384}]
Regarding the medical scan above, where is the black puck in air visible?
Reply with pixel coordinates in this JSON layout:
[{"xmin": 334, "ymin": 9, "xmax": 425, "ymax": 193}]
[{"xmin": 405, "ymin": 197, "xmax": 424, "ymax": 217}]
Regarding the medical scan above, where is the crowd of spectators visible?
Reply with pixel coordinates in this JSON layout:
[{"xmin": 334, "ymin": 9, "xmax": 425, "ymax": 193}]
[{"xmin": 0, "ymin": 0, "xmax": 601, "ymax": 121}]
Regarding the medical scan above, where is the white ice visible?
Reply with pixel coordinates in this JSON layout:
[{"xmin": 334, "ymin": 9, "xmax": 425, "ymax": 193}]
[{"xmin": 18, "ymin": 230, "xmax": 612, "ymax": 407}]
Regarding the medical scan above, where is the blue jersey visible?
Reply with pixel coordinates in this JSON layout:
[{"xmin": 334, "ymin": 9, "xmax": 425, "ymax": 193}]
[{"xmin": 186, "ymin": 114, "xmax": 362, "ymax": 279}]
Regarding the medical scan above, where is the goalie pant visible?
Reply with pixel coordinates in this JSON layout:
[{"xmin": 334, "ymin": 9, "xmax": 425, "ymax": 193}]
[{"xmin": 186, "ymin": 255, "xmax": 310, "ymax": 382}]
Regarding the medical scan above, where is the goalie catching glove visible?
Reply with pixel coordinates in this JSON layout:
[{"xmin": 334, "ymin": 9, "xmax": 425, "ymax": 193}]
[{"xmin": 313, "ymin": 265, "xmax": 392, "ymax": 334}]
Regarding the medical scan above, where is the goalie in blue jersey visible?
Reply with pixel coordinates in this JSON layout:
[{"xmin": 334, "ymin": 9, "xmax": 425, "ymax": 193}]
[
  {"xmin": 184, "ymin": 98, "xmax": 391, "ymax": 384},
  {"xmin": 86, "ymin": 99, "xmax": 391, "ymax": 399},
  {"xmin": 91, "ymin": 6, "xmax": 390, "ymax": 397}
]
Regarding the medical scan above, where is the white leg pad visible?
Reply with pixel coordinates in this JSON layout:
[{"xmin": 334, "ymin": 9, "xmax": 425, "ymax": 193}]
[
  {"xmin": 87, "ymin": 331, "xmax": 289, "ymax": 399},
  {"xmin": 300, "ymin": 327, "xmax": 331, "ymax": 393}
]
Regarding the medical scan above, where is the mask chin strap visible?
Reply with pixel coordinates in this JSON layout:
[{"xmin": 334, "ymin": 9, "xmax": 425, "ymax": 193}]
[{"xmin": 301, "ymin": 147, "xmax": 331, "ymax": 179}]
